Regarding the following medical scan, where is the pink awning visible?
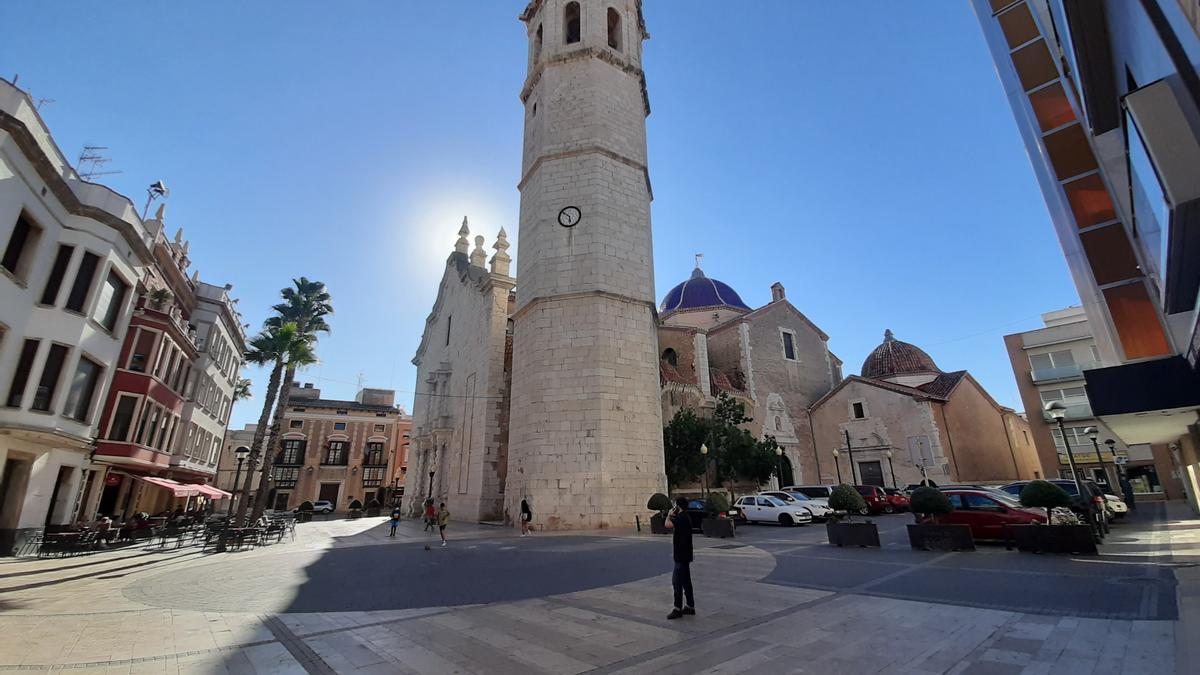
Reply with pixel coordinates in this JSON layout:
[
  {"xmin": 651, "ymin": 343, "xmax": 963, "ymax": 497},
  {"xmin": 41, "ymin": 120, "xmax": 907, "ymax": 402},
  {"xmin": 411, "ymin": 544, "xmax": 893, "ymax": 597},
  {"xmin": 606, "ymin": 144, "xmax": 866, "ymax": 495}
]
[
  {"xmin": 192, "ymin": 484, "xmax": 231, "ymax": 500},
  {"xmin": 136, "ymin": 476, "xmax": 201, "ymax": 498}
]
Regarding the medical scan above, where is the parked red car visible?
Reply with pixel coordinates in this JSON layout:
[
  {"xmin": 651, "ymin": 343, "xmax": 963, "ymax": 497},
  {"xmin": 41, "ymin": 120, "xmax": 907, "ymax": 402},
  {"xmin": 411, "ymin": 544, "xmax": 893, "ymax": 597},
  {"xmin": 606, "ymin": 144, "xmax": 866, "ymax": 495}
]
[
  {"xmin": 882, "ymin": 487, "xmax": 910, "ymax": 513},
  {"xmin": 853, "ymin": 485, "xmax": 890, "ymax": 515},
  {"xmin": 923, "ymin": 488, "xmax": 1047, "ymax": 540}
]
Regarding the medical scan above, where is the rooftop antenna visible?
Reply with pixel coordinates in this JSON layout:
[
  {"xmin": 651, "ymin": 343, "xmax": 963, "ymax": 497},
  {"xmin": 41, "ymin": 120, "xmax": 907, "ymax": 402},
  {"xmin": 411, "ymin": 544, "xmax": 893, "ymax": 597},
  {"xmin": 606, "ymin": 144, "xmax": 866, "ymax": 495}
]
[
  {"xmin": 77, "ymin": 146, "xmax": 122, "ymax": 180},
  {"xmin": 356, "ymin": 371, "xmax": 367, "ymax": 391},
  {"xmin": 142, "ymin": 180, "xmax": 169, "ymax": 219},
  {"xmin": 36, "ymin": 97, "xmax": 54, "ymax": 111},
  {"xmin": 694, "ymin": 252, "xmax": 703, "ymax": 269}
]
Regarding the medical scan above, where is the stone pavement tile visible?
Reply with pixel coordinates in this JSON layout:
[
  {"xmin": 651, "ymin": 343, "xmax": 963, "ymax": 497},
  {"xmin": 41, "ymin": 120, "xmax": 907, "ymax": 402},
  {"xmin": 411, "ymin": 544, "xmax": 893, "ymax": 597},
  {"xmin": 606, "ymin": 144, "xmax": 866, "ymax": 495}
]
[
  {"xmin": 980, "ymin": 648, "xmax": 1034, "ymax": 666},
  {"xmin": 413, "ymin": 610, "xmax": 594, "ymax": 674},
  {"xmin": 304, "ymin": 632, "xmax": 389, "ymax": 670}
]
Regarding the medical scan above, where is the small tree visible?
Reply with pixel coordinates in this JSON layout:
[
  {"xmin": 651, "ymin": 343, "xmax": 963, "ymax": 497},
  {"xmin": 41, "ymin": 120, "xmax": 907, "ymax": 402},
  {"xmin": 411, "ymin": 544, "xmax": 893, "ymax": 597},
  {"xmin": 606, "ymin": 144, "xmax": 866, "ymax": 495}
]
[
  {"xmin": 298, "ymin": 501, "xmax": 314, "ymax": 512},
  {"xmin": 828, "ymin": 484, "xmax": 867, "ymax": 521},
  {"xmin": 909, "ymin": 487, "xmax": 952, "ymax": 524},
  {"xmin": 1019, "ymin": 480, "xmax": 1070, "ymax": 523},
  {"xmin": 706, "ymin": 492, "xmax": 730, "ymax": 515},
  {"xmin": 647, "ymin": 493, "xmax": 672, "ymax": 513}
]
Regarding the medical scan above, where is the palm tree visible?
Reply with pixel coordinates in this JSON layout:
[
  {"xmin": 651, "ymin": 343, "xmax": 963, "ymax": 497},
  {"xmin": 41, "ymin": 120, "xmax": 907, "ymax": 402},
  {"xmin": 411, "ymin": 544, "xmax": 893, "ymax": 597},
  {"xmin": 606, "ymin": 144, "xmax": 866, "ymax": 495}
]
[
  {"xmin": 250, "ymin": 278, "xmax": 332, "ymax": 521},
  {"xmin": 232, "ymin": 377, "xmax": 253, "ymax": 402}
]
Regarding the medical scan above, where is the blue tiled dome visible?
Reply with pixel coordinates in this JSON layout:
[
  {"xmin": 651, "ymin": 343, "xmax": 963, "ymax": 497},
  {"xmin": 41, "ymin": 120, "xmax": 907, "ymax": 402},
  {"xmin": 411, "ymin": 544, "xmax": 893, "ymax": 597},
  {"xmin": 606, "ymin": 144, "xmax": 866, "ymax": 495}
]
[{"xmin": 660, "ymin": 267, "xmax": 751, "ymax": 314}]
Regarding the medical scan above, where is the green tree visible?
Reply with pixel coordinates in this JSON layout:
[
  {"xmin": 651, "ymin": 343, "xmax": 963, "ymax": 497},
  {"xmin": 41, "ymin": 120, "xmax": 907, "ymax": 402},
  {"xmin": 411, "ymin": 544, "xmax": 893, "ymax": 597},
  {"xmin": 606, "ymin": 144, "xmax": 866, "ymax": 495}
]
[
  {"xmin": 661, "ymin": 392, "xmax": 778, "ymax": 492},
  {"xmin": 232, "ymin": 377, "xmax": 253, "ymax": 402},
  {"xmin": 250, "ymin": 278, "xmax": 332, "ymax": 521},
  {"xmin": 662, "ymin": 408, "xmax": 710, "ymax": 487}
]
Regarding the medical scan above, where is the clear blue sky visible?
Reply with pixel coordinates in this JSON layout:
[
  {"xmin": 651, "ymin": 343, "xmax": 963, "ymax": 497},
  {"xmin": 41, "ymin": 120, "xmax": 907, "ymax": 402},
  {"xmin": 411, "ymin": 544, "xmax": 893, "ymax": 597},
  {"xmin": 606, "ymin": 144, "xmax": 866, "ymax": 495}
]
[{"xmin": 3, "ymin": 2, "xmax": 1080, "ymax": 429}]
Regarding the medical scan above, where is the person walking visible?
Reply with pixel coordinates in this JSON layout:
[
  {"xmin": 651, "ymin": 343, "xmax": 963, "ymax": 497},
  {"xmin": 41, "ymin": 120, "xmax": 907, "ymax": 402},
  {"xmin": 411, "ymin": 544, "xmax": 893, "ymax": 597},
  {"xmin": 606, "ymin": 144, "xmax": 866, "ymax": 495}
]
[
  {"xmin": 423, "ymin": 499, "xmax": 436, "ymax": 532},
  {"xmin": 437, "ymin": 502, "xmax": 450, "ymax": 546},
  {"xmin": 520, "ymin": 498, "xmax": 534, "ymax": 536},
  {"xmin": 664, "ymin": 496, "xmax": 695, "ymax": 619},
  {"xmin": 389, "ymin": 508, "xmax": 401, "ymax": 537}
]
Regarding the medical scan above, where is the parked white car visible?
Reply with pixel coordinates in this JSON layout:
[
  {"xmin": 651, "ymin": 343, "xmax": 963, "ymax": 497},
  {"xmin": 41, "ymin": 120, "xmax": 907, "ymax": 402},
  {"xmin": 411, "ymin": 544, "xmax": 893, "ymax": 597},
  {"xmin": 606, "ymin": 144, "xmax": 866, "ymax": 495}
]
[
  {"xmin": 733, "ymin": 495, "xmax": 814, "ymax": 526},
  {"xmin": 1105, "ymin": 494, "xmax": 1129, "ymax": 518},
  {"xmin": 761, "ymin": 491, "xmax": 835, "ymax": 521}
]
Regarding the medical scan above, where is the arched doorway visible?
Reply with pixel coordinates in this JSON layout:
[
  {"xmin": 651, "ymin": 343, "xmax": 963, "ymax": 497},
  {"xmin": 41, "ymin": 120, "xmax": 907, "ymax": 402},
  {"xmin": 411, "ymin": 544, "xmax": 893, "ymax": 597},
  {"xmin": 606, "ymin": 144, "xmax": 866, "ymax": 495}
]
[{"xmin": 778, "ymin": 453, "xmax": 795, "ymax": 487}]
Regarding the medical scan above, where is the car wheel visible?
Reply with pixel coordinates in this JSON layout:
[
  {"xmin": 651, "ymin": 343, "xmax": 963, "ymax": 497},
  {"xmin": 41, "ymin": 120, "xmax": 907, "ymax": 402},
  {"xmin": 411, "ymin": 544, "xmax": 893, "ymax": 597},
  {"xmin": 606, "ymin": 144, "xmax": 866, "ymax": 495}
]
[
  {"xmin": 883, "ymin": 504, "xmax": 895, "ymax": 514},
  {"xmin": 858, "ymin": 506, "xmax": 870, "ymax": 516},
  {"xmin": 778, "ymin": 514, "xmax": 794, "ymax": 526}
]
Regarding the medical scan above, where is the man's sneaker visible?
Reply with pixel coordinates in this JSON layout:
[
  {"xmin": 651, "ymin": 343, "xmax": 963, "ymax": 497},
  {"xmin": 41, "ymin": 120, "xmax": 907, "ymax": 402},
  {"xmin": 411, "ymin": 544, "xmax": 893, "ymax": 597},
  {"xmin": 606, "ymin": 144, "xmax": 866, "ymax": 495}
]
[
  {"xmin": 667, "ymin": 609, "xmax": 684, "ymax": 620},
  {"xmin": 682, "ymin": 606, "xmax": 696, "ymax": 615},
  {"xmin": 441, "ymin": 540, "xmax": 447, "ymax": 547}
]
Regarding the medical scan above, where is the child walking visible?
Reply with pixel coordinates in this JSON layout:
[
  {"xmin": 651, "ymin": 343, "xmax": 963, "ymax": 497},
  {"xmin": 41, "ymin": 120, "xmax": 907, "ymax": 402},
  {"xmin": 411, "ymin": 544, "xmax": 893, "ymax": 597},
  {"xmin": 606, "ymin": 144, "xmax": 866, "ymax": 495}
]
[
  {"xmin": 437, "ymin": 502, "xmax": 450, "ymax": 547},
  {"xmin": 423, "ymin": 499, "xmax": 436, "ymax": 532},
  {"xmin": 389, "ymin": 508, "xmax": 401, "ymax": 537}
]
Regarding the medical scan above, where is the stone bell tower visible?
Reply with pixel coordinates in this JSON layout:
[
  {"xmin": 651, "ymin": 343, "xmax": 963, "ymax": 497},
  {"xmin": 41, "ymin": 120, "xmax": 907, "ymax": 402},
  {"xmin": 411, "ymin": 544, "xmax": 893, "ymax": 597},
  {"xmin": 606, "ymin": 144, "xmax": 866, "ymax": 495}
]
[{"xmin": 508, "ymin": 0, "xmax": 666, "ymax": 529}]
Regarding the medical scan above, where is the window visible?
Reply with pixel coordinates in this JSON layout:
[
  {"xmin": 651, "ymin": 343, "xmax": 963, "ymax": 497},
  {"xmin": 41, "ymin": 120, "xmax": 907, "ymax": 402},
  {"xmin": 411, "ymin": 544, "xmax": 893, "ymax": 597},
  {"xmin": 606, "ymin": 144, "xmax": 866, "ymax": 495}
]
[
  {"xmin": 293, "ymin": 407, "xmax": 306, "ymax": 412},
  {"xmin": 852, "ymin": 401, "xmax": 866, "ymax": 419},
  {"xmin": 31, "ymin": 344, "xmax": 68, "ymax": 411},
  {"xmin": 64, "ymin": 356, "xmax": 101, "ymax": 422},
  {"xmin": 661, "ymin": 348, "xmax": 678, "ymax": 367},
  {"xmin": 128, "ymin": 330, "xmax": 156, "ymax": 372},
  {"xmin": 94, "ymin": 270, "xmax": 129, "ymax": 331},
  {"xmin": 40, "ymin": 245, "xmax": 74, "ymax": 305},
  {"xmin": 278, "ymin": 439, "xmax": 305, "ymax": 465},
  {"xmin": 445, "ymin": 315, "xmax": 452, "ymax": 346},
  {"xmin": 6, "ymin": 339, "xmax": 40, "ymax": 407},
  {"xmin": 362, "ymin": 467, "xmax": 385, "ymax": 487},
  {"xmin": 289, "ymin": 419, "xmax": 303, "ymax": 429},
  {"xmin": 334, "ymin": 422, "xmax": 347, "ymax": 431},
  {"xmin": 781, "ymin": 331, "xmax": 796, "ymax": 360},
  {"xmin": 1029, "ymin": 349, "xmax": 1075, "ymax": 371},
  {"xmin": 564, "ymin": 2, "xmax": 580, "ymax": 44},
  {"xmin": 2, "ymin": 214, "xmax": 41, "ymax": 282},
  {"xmin": 375, "ymin": 412, "xmax": 386, "ymax": 418},
  {"xmin": 373, "ymin": 424, "xmax": 385, "ymax": 432},
  {"xmin": 1022, "ymin": 430, "xmax": 1029, "ymax": 444},
  {"xmin": 65, "ymin": 252, "xmax": 100, "ymax": 313},
  {"xmin": 534, "ymin": 23, "xmax": 543, "ymax": 62},
  {"xmin": 336, "ymin": 409, "xmax": 348, "ymax": 415},
  {"xmin": 273, "ymin": 466, "xmax": 299, "ymax": 488},
  {"xmin": 607, "ymin": 7, "xmax": 621, "ymax": 50},
  {"xmin": 134, "ymin": 401, "xmax": 155, "ymax": 445},
  {"xmin": 963, "ymin": 494, "xmax": 1003, "ymax": 511},
  {"xmin": 774, "ymin": 416, "xmax": 782, "ymax": 431},
  {"xmin": 107, "ymin": 395, "xmax": 138, "ymax": 441},
  {"xmin": 323, "ymin": 441, "xmax": 347, "ymax": 465},
  {"xmin": 364, "ymin": 441, "xmax": 386, "ymax": 465}
]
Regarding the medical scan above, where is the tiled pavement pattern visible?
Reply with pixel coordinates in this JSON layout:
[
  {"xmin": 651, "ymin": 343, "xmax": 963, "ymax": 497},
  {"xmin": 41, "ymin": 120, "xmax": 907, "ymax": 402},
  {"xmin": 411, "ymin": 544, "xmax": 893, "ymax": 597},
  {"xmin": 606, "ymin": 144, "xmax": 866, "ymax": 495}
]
[{"xmin": 0, "ymin": 504, "xmax": 1195, "ymax": 674}]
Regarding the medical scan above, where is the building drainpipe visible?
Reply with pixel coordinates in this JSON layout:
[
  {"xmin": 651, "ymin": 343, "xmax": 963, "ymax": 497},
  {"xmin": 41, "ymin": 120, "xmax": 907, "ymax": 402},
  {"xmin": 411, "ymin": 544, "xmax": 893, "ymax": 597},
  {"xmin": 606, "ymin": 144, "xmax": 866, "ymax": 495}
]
[
  {"xmin": 807, "ymin": 409, "xmax": 822, "ymax": 484},
  {"xmin": 937, "ymin": 404, "xmax": 962, "ymax": 480},
  {"xmin": 1002, "ymin": 415, "xmax": 1021, "ymax": 478}
]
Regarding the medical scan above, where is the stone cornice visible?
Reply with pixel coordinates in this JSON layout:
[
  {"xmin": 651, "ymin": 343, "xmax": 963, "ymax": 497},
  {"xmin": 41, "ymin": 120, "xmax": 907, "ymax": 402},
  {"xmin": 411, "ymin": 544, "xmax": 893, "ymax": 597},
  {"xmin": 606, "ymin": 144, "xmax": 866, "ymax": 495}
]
[
  {"xmin": 0, "ymin": 110, "xmax": 153, "ymax": 263},
  {"xmin": 518, "ymin": 145, "xmax": 653, "ymax": 201},
  {"xmin": 511, "ymin": 289, "xmax": 656, "ymax": 323},
  {"xmin": 520, "ymin": 46, "xmax": 650, "ymax": 116}
]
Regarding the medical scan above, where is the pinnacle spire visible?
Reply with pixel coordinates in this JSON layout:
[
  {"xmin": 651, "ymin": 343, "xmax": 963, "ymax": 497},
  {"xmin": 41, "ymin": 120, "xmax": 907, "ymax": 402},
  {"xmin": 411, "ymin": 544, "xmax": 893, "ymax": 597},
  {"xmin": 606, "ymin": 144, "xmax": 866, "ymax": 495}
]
[
  {"xmin": 455, "ymin": 216, "xmax": 470, "ymax": 254},
  {"xmin": 884, "ymin": 329, "xmax": 895, "ymax": 342},
  {"xmin": 490, "ymin": 227, "xmax": 512, "ymax": 276}
]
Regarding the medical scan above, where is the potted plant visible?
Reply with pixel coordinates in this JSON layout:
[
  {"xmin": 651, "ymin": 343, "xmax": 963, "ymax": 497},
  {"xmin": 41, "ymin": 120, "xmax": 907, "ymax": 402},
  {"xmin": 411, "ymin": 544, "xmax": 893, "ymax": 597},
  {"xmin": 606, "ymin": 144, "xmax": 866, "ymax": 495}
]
[
  {"xmin": 148, "ymin": 288, "xmax": 172, "ymax": 310},
  {"xmin": 365, "ymin": 499, "xmax": 381, "ymax": 518},
  {"xmin": 647, "ymin": 493, "xmax": 672, "ymax": 534},
  {"xmin": 296, "ymin": 501, "xmax": 314, "ymax": 523},
  {"xmin": 348, "ymin": 499, "xmax": 363, "ymax": 519},
  {"xmin": 701, "ymin": 492, "xmax": 736, "ymax": 538},
  {"xmin": 826, "ymin": 484, "xmax": 880, "ymax": 548},
  {"xmin": 906, "ymin": 486, "xmax": 974, "ymax": 551},
  {"xmin": 1013, "ymin": 480, "xmax": 1097, "ymax": 555}
]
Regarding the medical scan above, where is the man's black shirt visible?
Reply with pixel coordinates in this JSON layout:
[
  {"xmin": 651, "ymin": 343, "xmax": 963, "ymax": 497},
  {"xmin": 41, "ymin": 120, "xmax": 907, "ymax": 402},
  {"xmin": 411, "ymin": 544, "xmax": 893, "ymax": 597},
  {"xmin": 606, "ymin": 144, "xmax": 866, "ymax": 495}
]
[{"xmin": 671, "ymin": 512, "xmax": 693, "ymax": 563}]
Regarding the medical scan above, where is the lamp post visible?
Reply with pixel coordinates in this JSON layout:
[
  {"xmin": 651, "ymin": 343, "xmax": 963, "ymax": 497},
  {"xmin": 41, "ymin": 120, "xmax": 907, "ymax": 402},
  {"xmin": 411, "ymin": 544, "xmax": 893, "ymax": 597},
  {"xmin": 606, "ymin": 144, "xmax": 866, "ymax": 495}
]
[
  {"xmin": 844, "ymin": 429, "xmax": 859, "ymax": 485},
  {"xmin": 700, "ymin": 443, "xmax": 709, "ymax": 498},
  {"xmin": 427, "ymin": 470, "xmax": 435, "ymax": 500},
  {"xmin": 217, "ymin": 446, "xmax": 250, "ymax": 552},
  {"xmin": 832, "ymin": 449, "xmax": 843, "ymax": 484},
  {"xmin": 1045, "ymin": 401, "xmax": 1085, "ymax": 498},
  {"xmin": 884, "ymin": 449, "xmax": 895, "ymax": 488},
  {"xmin": 1108, "ymin": 438, "xmax": 1135, "ymax": 509},
  {"xmin": 775, "ymin": 447, "xmax": 784, "ymax": 489},
  {"xmin": 1084, "ymin": 427, "xmax": 1112, "ymax": 491}
]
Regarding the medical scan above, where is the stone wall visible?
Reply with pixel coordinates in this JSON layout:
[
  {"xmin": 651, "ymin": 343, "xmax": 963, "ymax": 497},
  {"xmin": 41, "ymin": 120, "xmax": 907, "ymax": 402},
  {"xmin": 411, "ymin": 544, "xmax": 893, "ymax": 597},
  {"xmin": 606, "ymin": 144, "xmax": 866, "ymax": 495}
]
[{"xmin": 941, "ymin": 377, "xmax": 1034, "ymax": 483}]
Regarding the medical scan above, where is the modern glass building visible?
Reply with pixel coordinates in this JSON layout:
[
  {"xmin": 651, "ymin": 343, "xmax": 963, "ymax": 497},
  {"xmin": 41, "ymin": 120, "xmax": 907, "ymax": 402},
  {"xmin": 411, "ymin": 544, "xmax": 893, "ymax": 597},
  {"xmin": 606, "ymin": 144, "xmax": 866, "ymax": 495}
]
[{"xmin": 972, "ymin": 0, "xmax": 1200, "ymax": 512}]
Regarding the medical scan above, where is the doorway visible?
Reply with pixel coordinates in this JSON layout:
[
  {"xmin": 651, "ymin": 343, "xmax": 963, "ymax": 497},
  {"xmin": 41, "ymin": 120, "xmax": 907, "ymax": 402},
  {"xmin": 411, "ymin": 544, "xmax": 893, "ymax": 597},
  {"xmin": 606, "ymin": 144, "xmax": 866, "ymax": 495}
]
[
  {"xmin": 318, "ymin": 483, "xmax": 340, "ymax": 506},
  {"xmin": 272, "ymin": 492, "xmax": 291, "ymax": 511},
  {"xmin": 859, "ymin": 460, "xmax": 884, "ymax": 487},
  {"xmin": 0, "ymin": 458, "xmax": 32, "ymax": 531},
  {"xmin": 777, "ymin": 454, "xmax": 795, "ymax": 487}
]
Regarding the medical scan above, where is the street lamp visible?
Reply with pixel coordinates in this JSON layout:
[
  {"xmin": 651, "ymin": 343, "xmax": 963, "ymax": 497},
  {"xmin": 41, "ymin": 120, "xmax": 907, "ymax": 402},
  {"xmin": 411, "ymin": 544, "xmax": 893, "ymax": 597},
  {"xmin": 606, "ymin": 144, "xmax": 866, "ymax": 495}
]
[
  {"xmin": 843, "ymin": 429, "xmax": 859, "ymax": 485},
  {"xmin": 1084, "ymin": 427, "xmax": 1112, "ymax": 491},
  {"xmin": 1045, "ymin": 401, "xmax": 1085, "ymax": 498},
  {"xmin": 427, "ymin": 470, "xmax": 435, "ymax": 500},
  {"xmin": 775, "ymin": 447, "xmax": 784, "ymax": 488},
  {"xmin": 884, "ymin": 449, "xmax": 895, "ymax": 488},
  {"xmin": 218, "ymin": 446, "xmax": 250, "ymax": 552},
  {"xmin": 700, "ymin": 443, "xmax": 709, "ymax": 498},
  {"xmin": 832, "ymin": 449, "xmax": 843, "ymax": 484}
]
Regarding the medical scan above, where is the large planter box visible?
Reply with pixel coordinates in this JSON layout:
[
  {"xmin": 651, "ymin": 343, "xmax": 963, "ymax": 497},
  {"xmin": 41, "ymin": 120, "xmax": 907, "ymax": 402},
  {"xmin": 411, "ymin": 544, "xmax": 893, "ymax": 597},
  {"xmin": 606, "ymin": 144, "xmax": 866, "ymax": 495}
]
[
  {"xmin": 366, "ymin": 508, "xmax": 381, "ymax": 518},
  {"xmin": 650, "ymin": 513, "xmax": 669, "ymax": 535},
  {"xmin": 907, "ymin": 523, "xmax": 975, "ymax": 552},
  {"xmin": 826, "ymin": 521, "xmax": 880, "ymax": 548},
  {"xmin": 296, "ymin": 511, "xmax": 313, "ymax": 523},
  {"xmin": 702, "ymin": 517, "xmax": 736, "ymax": 539},
  {"xmin": 1012, "ymin": 524, "xmax": 1098, "ymax": 555}
]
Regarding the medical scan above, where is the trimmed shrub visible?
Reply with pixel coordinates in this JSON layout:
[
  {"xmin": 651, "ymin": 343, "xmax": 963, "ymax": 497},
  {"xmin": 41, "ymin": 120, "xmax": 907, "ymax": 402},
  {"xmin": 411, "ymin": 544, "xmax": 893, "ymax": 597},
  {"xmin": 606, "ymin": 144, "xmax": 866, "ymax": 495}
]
[
  {"xmin": 828, "ymin": 483, "xmax": 867, "ymax": 519},
  {"xmin": 706, "ymin": 492, "xmax": 730, "ymax": 514},
  {"xmin": 298, "ymin": 501, "xmax": 314, "ymax": 512},
  {"xmin": 348, "ymin": 499, "xmax": 363, "ymax": 511},
  {"xmin": 1019, "ymin": 480, "xmax": 1070, "ymax": 511},
  {"xmin": 647, "ymin": 493, "xmax": 672, "ymax": 512},
  {"xmin": 910, "ymin": 487, "xmax": 952, "ymax": 520}
]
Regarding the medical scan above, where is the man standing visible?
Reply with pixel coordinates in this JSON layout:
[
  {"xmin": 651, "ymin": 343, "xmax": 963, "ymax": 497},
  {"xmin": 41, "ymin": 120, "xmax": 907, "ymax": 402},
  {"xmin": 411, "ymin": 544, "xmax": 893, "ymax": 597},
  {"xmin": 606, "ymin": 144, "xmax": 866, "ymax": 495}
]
[{"xmin": 664, "ymin": 496, "xmax": 695, "ymax": 619}]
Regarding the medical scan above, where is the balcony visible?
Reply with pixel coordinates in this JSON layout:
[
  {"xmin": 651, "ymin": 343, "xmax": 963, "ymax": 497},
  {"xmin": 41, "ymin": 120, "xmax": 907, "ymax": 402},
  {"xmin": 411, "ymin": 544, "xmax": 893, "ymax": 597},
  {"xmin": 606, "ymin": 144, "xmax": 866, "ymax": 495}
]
[
  {"xmin": 1031, "ymin": 361, "xmax": 1098, "ymax": 383},
  {"xmin": 1043, "ymin": 402, "xmax": 1093, "ymax": 421}
]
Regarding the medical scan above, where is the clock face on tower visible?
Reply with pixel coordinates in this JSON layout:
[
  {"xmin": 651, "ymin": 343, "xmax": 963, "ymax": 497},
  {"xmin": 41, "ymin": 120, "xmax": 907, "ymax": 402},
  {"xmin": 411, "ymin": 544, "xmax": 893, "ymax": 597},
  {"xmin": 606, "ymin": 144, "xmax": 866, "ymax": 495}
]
[{"xmin": 557, "ymin": 206, "xmax": 581, "ymax": 228}]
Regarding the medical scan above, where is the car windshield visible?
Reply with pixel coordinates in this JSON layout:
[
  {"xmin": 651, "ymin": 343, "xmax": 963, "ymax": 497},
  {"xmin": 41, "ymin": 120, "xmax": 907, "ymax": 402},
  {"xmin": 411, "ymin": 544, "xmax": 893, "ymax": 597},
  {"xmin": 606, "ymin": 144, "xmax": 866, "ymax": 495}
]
[
  {"xmin": 785, "ymin": 492, "xmax": 811, "ymax": 501},
  {"xmin": 767, "ymin": 492, "xmax": 796, "ymax": 502},
  {"xmin": 796, "ymin": 487, "xmax": 825, "ymax": 498},
  {"xmin": 989, "ymin": 491, "xmax": 1024, "ymax": 507},
  {"xmin": 763, "ymin": 496, "xmax": 786, "ymax": 506},
  {"xmin": 687, "ymin": 500, "xmax": 706, "ymax": 510}
]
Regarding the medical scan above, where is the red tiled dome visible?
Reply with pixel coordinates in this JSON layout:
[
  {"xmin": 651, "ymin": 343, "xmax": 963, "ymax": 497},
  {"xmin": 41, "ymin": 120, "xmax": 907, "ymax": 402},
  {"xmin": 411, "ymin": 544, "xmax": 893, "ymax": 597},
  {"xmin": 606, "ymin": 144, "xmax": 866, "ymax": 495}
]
[{"xmin": 861, "ymin": 330, "xmax": 940, "ymax": 379}]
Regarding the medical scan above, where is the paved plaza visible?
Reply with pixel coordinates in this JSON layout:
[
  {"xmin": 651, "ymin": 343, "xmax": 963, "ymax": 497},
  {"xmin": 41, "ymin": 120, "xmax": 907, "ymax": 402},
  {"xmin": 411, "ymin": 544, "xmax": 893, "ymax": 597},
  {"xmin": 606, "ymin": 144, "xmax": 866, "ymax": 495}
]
[{"xmin": 1, "ymin": 504, "xmax": 1197, "ymax": 674}]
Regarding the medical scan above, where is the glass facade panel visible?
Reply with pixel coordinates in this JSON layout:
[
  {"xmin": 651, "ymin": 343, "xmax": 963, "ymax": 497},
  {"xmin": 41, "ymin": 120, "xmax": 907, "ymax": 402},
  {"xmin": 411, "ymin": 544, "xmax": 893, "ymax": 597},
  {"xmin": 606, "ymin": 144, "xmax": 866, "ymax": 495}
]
[
  {"xmin": 1028, "ymin": 82, "xmax": 1076, "ymax": 131},
  {"xmin": 998, "ymin": 3, "xmax": 1039, "ymax": 49},
  {"xmin": 1126, "ymin": 112, "xmax": 1169, "ymax": 281},
  {"xmin": 1063, "ymin": 174, "xmax": 1118, "ymax": 228},
  {"xmin": 1044, "ymin": 124, "xmax": 1098, "ymax": 180},
  {"xmin": 1079, "ymin": 225, "xmax": 1142, "ymax": 284},
  {"xmin": 1011, "ymin": 40, "xmax": 1058, "ymax": 92},
  {"xmin": 1102, "ymin": 282, "xmax": 1171, "ymax": 359}
]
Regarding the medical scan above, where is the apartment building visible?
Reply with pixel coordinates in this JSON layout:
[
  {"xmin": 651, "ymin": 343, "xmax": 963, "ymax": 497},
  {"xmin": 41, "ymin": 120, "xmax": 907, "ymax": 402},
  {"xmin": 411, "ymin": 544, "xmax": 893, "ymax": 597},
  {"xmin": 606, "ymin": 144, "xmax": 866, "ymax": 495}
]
[
  {"xmin": 973, "ymin": 0, "xmax": 1200, "ymax": 512},
  {"xmin": 0, "ymin": 79, "xmax": 149, "ymax": 554},
  {"xmin": 268, "ymin": 383, "xmax": 402, "ymax": 513},
  {"xmin": 1005, "ymin": 307, "xmax": 1184, "ymax": 499}
]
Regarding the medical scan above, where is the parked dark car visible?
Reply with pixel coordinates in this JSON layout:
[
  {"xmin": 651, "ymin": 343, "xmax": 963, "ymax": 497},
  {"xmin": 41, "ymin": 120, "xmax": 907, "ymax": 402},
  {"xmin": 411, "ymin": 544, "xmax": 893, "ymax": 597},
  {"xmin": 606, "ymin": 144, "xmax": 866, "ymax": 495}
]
[
  {"xmin": 682, "ymin": 499, "xmax": 711, "ymax": 533},
  {"xmin": 925, "ymin": 488, "xmax": 1048, "ymax": 540},
  {"xmin": 882, "ymin": 488, "xmax": 910, "ymax": 513},
  {"xmin": 854, "ymin": 485, "xmax": 890, "ymax": 515}
]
